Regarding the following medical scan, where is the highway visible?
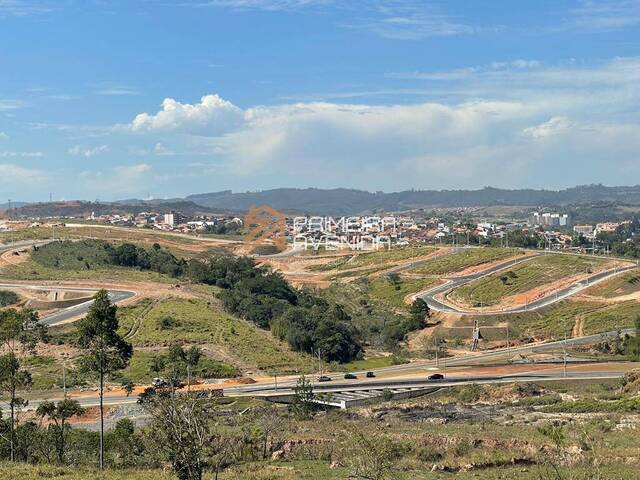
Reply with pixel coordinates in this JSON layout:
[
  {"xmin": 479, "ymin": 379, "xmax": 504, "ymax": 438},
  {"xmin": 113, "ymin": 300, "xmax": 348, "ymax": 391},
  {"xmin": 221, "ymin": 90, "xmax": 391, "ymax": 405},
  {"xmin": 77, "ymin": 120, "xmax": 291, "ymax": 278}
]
[{"xmin": 2, "ymin": 367, "xmax": 630, "ymax": 414}]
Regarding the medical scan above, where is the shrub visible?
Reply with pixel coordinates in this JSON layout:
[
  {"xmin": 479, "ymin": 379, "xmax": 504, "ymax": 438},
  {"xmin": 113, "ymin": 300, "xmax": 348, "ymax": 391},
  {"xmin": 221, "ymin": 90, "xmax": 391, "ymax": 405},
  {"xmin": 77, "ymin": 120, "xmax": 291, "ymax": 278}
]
[{"xmin": 0, "ymin": 290, "xmax": 19, "ymax": 307}]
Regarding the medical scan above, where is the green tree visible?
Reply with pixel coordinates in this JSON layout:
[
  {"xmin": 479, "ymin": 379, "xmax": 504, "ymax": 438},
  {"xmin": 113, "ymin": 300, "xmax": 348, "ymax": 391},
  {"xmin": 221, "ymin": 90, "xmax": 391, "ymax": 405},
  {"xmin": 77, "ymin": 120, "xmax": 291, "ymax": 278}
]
[
  {"xmin": 107, "ymin": 418, "xmax": 137, "ymax": 467},
  {"xmin": 623, "ymin": 315, "xmax": 640, "ymax": 360},
  {"xmin": 0, "ymin": 308, "xmax": 46, "ymax": 461},
  {"xmin": 36, "ymin": 399, "xmax": 85, "ymax": 463},
  {"xmin": 149, "ymin": 355, "xmax": 166, "ymax": 378},
  {"xmin": 76, "ymin": 290, "xmax": 132, "ymax": 469},
  {"xmin": 141, "ymin": 391, "xmax": 216, "ymax": 480},
  {"xmin": 290, "ymin": 375, "xmax": 315, "ymax": 420},
  {"xmin": 121, "ymin": 378, "xmax": 135, "ymax": 396},
  {"xmin": 409, "ymin": 298, "xmax": 431, "ymax": 324},
  {"xmin": 185, "ymin": 346, "xmax": 202, "ymax": 390}
]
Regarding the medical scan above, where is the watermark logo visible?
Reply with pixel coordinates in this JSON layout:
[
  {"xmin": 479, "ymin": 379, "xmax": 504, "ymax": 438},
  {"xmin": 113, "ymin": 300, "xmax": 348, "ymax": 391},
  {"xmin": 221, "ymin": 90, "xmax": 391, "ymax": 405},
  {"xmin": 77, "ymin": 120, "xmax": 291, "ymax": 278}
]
[
  {"xmin": 244, "ymin": 205, "xmax": 287, "ymax": 252},
  {"xmin": 292, "ymin": 216, "xmax": 397, "ymax": 251}
]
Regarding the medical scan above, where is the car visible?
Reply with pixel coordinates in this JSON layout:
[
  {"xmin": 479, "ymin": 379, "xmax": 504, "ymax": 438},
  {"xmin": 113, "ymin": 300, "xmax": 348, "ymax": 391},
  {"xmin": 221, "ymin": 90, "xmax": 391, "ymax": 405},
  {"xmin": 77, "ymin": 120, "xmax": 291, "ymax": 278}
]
[
  {"xmin": 427, "ymin": 373, "xmax": 444, "ymax": 381},
  {"xmin": 343, "ymin": 373, "xmax": 357, "ymax": 380},
  {"xmin": 318, "ymin": 375, "xmax": 332, "ymax": 382},
  {"xmin": 365, "ymin": 371, "xmax": 376, "ymax": 378},
  {"xmin": 151, "ymin": 377, "xmax": 169, "ymax": 388}
]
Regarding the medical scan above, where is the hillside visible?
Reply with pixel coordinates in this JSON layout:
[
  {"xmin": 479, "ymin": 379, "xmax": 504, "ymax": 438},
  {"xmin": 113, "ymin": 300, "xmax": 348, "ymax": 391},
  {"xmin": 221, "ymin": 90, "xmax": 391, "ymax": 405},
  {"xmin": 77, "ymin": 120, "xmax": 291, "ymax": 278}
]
[
  {"xmin": 6, "ymin": 200, "xmax": 227, "ymax": 219},
  {"xmin": 7, "ymin": 184, "xmax": 640, "ymax": 218},
  {"xmin": 186, "ymin": 185, "xmax": 640, "ymax": 215}
]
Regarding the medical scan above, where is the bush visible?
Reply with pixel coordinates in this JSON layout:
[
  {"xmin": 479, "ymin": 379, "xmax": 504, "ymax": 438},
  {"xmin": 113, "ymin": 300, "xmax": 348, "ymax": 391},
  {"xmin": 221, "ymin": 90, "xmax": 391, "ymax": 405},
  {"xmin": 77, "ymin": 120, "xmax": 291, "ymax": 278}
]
[
  {"xmin": 0, "ymin": 290, "xmax": 19, "ymax": 307},
  {"xmin": 157, "ymin": 316, "xmax": 180, "ymax": 330}
]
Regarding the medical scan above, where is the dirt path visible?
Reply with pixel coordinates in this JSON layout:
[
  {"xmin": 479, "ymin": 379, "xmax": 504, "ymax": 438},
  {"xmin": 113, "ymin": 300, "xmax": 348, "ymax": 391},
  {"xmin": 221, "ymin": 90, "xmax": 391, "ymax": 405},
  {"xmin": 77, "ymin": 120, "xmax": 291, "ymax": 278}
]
[
  {"xmin": 575, "ymin": 291, "xmax": 640, "ymax": 304},
  {"xmin": 572, "ymin": 316, "xmax": 585, "ymax": 337}
]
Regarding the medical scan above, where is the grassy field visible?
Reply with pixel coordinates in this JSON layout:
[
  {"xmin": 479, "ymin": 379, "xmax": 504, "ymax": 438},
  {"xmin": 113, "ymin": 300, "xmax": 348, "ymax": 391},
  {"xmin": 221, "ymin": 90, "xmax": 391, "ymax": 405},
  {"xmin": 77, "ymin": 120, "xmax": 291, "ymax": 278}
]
[
  {"xmin": 0, "ymin": 226, "xmax": 237, "ymax": 257},
  {"xmin": 0, "ymin": 258, "xmax": 179, "ymax": 284},
  {"xmin": 410, "ymin": 247, "xmax": 524, "ymax": 275},
  {"xmin": 340, "ymin": 355, "xmax": 398, "ymax": 372},
  {"xmin": 436, "ymin": 299, "xmax": 640, "ymax": 344},
  {"xmin": 308, "ymin": 245, "xmax": 437, "ymax": 272},
  {"xmin": 3, "ymin": 461, "xmax": 640, "ymax": 480},
  {"xmin": 585, "ymin": 268, "xmax": 640, "ymax": 298},
  {"xmin": 116, "ymin": 298, "xmax": 318, "ymax": 374},
  {"xmin": 451, "ymin": 254, "xmax": 608, "ymax": 306},
  {"xmin": 366, "ymin": 275, "xmax": 439, "ymax": 308}
]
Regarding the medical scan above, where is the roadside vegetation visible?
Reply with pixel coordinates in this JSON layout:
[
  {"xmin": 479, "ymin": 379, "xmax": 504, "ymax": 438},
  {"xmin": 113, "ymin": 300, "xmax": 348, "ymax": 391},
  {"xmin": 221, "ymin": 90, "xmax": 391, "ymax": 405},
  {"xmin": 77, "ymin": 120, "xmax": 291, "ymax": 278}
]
[
  {"xmin": 450, "ymin": 253, "xmax": 608, "ymax": 306},
  {"xmin": 307, "ymin": 245, "xmax": 437, "ymax": 272},
  {"xmin": 366, "ymin": 274, "xmax": 438, "ymax": 309},
  {"xmin": 584, "ymin": 268, "xmax": 640, "ymax": 298},
  {"xmin": 434, "ymin": 299, "xmax": 640, "ymax": 345},
  {"xmin": 4, "ymin": 371, "xmax": 640, "ymax": 479}
]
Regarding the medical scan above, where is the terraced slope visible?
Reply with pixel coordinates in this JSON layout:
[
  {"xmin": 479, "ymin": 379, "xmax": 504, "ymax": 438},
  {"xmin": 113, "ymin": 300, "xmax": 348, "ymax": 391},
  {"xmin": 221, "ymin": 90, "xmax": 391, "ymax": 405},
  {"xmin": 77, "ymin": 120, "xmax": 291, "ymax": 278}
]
[
  {"xmin": 116, "ymin": 297, "xmax": 317, "ymax": 374},
  {"xmin": 308, "ymin": 245, "xmax": 437, "ymax": 272},
  {"xmin": 410, "ymin": 248, "xmax": 523, "ymax": 276},
  {"xmin": 450, "ymin": 254, "xmax": 609, "ymax": 307},
  {"xmin": 584, "ymin": 269, "xmax": 640, "ymax": 298},
  {"xmin": 367, "ymin": 276, "xmax": 440, "ymax": 308}
]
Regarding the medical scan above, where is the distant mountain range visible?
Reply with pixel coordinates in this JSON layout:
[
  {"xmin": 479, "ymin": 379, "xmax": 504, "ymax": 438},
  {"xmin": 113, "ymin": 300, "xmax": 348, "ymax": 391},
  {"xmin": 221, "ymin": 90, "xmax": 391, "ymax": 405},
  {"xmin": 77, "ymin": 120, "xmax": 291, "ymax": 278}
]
[
  {"xmin": 3, "ymin": 200, "xmax": 228, "ymax": 218},
  {"xmin": 186, "ymin": 185, "xmax": 640, "ymax": 215},
  {"xmin": 4, "ymin": 184, "xmax": 640, "ymax": 218}
]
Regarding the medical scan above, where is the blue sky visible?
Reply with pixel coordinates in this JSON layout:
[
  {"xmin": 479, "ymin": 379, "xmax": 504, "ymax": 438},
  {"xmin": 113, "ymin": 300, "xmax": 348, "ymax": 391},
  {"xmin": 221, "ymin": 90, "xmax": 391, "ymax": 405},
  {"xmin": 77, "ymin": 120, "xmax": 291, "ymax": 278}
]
[{"xmin": 1, "ymin": 0, "xmax": 639, "ymax": 201}]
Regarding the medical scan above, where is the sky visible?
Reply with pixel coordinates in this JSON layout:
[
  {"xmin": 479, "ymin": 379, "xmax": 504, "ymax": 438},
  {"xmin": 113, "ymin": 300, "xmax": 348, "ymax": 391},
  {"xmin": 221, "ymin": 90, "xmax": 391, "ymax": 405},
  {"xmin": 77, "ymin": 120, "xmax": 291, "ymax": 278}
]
[{"xmin": 1, "ymin": 0, "xmax": 639, "ymax": 201}]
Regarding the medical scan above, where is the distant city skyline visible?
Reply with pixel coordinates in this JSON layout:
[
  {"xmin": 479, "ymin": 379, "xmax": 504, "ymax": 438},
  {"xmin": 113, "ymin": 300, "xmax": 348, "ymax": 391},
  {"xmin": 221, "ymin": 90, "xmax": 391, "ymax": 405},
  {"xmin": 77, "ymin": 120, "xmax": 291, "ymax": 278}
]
[{"xmin": 1, "ymin": 0, "xmax": 640, "ymax": 201}]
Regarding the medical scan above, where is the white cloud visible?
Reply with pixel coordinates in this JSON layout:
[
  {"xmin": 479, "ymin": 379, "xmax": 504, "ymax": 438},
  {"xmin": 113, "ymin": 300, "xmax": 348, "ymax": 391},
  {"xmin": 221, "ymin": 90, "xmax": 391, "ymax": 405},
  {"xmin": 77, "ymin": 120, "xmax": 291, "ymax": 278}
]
[
  {"xmin": 0, "ymin": 0, "xmax": 52, "ymax": 17},
  {"xmin": 128, "ymin": 94, "xmax": 243, "ymax": 134},
  {"xmin": 0, "ymin": 163, "xmax": 45, "ymax": 184},
  {"xmin": 344, "ymin": 1, "xmax": 482, "ymax": 40},
  {"xmin": 0, "ymin": 151, "xmax": 43, "ymax": 158},
  {"xmin": 96, "ymin": 86, "xmax": 139, "ymax": 96},
  {"xmin": 154, "ymin": 143, "xmax": 175, "ymax": 156},
  {"xmin": 0, "ymin": 99, "xmax": 23, "ymax": 111},
  {"xmin": 116, "ymin": 54, "xmax": 640, "ymax": 190},
  {"xmin": 570, "ymin": 0, "xmax": 640, "ymax": 31},
  {"xmin": 184, "ymin": 0, "xmax": 328, "ymax": 11},
  {"xmin": 522, "ymin": 116, "xmax": 572, "ymax": 139},
  {"xmin": 68, "ymin": 144, "xmax": 110, "ymax": 157},
  {"xmin": 0, "ymin": 132, "xmax": 8, "ymax": 140},
  {"xmin": 114, "ymin": 163, "xmax": 152, "ymax": 178}
]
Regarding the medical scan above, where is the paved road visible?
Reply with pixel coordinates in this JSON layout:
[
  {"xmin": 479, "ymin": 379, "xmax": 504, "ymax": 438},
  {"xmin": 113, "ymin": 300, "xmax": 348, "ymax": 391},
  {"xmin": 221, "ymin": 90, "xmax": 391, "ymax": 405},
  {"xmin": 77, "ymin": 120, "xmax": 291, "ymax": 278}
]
[
  {"xmin": 224, "ymin": 370, "xmax": 629, "ymax": 397},
  {"xmin": 0, "ymin": 282, "xmax": 135, "ymax": 325},
  {"xmin": 1, "ymin": 241, "xmax": 136, "ymax": 325},
  {"xmin": 0, "ymin": 239, "xmax": 52, "ymax": 254},
  {"xmin": 2, "ymin": 367, "xmax": 629, "ymax": 414},
  {"xmin": 414, "ymin": 254, "xmax": 636, "ymax": 315}
]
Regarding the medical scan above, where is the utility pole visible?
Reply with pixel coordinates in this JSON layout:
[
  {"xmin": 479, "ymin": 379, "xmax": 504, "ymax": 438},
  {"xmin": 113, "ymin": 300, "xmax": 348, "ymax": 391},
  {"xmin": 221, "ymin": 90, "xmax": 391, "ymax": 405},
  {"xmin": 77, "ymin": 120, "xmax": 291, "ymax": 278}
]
[
  {"xmin": 506, "ymin": 323, "xmax": 510, "ymax": 354},
  {"xmin": 563, "ymin": 329, "xmax": 568, "ymax": 378},
  {"xmin": 62, "ymin": 355, "xmax": 67, "ymax": 398}
]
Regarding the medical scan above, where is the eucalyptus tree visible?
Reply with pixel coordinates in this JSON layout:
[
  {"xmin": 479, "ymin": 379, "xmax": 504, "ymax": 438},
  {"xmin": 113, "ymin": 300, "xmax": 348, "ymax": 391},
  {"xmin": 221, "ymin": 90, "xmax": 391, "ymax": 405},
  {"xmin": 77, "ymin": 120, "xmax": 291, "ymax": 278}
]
[
  {"xmin": 76, "ymin": 290, "xmax": 132, "ymax": 469},
  {"xmin": 0, "ymin": 308, "xmax": 46, "ymax": 461}
]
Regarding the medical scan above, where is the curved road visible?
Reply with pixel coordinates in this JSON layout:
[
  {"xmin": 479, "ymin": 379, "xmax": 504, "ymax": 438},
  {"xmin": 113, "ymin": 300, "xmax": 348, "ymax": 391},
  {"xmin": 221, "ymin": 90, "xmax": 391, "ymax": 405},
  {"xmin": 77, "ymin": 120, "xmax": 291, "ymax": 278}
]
[
  {"xmin": 413, "ymin": 254, "xmax": 636, "ymax": 316},
  {"xmin": 1, "ymin": 241, "xmax": 136, "ymax": 325},
  {"xmin": 0, "ymin": 283, "xmax": 136, "ymax": 325}
]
